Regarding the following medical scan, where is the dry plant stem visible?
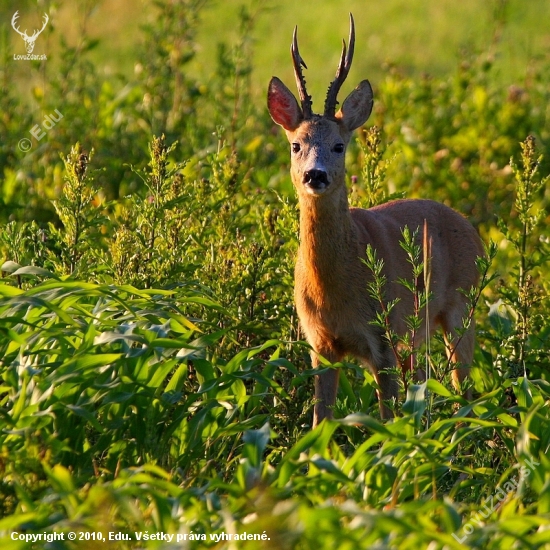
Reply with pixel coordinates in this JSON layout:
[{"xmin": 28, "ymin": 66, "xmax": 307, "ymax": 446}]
[{"xmin": 423, "ymin": 219, "xmax": 433, "ymax": 426}]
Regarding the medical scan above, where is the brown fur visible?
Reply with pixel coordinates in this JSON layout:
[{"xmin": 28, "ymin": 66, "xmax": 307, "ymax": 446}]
[{"xmin": 267, "ymin": 23, "xmax": 484, "ymax": 427}]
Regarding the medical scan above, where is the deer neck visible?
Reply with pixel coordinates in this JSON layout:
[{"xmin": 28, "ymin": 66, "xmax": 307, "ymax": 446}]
[{"xmin": 297, "ymin": 186, "xmax": 359, "ymax": 293}]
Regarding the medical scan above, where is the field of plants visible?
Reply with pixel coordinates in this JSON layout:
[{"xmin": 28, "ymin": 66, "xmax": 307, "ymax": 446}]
[{"xmin": 1, "ymin": 0, "xmax": 549, "ymax": 548}]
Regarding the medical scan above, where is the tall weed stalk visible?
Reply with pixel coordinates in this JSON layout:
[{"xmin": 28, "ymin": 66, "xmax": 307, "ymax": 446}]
[{"xmin": 494, "ymin": 135, "xmax": 549, "ymax": 377}]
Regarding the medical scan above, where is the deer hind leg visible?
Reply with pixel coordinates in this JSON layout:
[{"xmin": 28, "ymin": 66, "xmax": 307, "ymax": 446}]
[
  {"xmin": 441, "ymin": 309, "xmax": 476, "ymax": 400},
  {"xmin": 399, "ymin": 349, "xmax": 427, "ymax": 385},
  {"xmin": 365, "ymin": 346, "xmax": 400, "ymax": 420},
  {"xmin": 312, "ymin": 348, "xmax": 343, "ymax": 428}
]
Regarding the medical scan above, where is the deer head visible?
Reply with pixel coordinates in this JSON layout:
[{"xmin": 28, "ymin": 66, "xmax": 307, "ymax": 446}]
[
  {"xmin": 12, "ymin": 11, "xmax": 49, "ymax": 54},
  {"xmin": 267, "ymin": 14, "xmax": 373, "ymax": 198}
]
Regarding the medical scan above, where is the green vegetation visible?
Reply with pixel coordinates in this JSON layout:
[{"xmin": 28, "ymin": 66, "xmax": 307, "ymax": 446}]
[{"xmin": 1, "ymin": 0, "xmax": 549, "ymax": 548}]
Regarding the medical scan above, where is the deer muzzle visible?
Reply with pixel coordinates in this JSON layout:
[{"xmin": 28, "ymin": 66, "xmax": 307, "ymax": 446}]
[{"xmin": 303, "ymin": 169, "xmax": 330, "ymax": 194}]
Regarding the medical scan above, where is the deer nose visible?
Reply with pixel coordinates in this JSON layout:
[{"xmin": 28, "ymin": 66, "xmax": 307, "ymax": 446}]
[{"xmin": 303, "ymin": 169, "xmax": 329, "ymax": 190}]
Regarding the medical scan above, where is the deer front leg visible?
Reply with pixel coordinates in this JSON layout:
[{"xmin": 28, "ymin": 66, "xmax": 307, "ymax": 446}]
[
  {"xmin": 447, "ymin": 328, "xmax": 474, "ymax": 402},
  {"xmin": 442, "ymin": 308, "xmax": 476, "ymax": 401},
  {"xmin": 374, "ymin": 368, "xmax": 399, "ymax": 419},
  {"xmin": 312, "ymin": 349, "xmax": 341, "ymax": 428}
]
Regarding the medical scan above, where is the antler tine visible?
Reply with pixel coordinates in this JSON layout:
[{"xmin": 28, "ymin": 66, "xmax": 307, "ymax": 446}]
[
  {"xmin": 11, "ymin": 11, "xmax": 26, "ymax": 37},
  {"xmin": 324, "ymin": 13, "xmax": 355, "ymax": 117},
  {"xmin": 33, "ymin": 13, "xmax": 49, "ymax": 38},
  {"xmin": 291, "ymin": 26, "xmax": 313, "ymax": 119}
]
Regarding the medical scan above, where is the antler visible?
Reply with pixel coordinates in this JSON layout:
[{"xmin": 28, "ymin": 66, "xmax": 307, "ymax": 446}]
[
  {"xmin": 11, "ymin": 11, "xmax": 27, "ymax": 38},
  {"xmin": 324, "ymin": 13, "xmax": 355, "ymax": 117},
  {"xmin": 11, "ymin": 11, "xmax": 49, "ymax": 39},
  {"xmin": 291, "ymin": 26, "xmax": 313, "ymax": 119},
  {"xmin": 31, "ymin": 13, "xmax": 49, "ymax": 39}
]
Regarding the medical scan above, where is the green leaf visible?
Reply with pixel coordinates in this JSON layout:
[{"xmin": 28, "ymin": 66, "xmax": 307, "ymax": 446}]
[
  {"xmin": 65, "ymin": 404, "xmax": 105, "ymax": 433},
  {"xmin": 0, "ymin": 261, "xmax": 21, "ymax": 273},
  {"xmin": 426, "ymin": 378, "xmax": 453, "ymax": 397},
  {"xmin": 242, "ymin": 422, "xmax": 271, "ymax": 468},
  {"xmin": 0, "ymin": 283, "xmax": 23, "ymax": 297},
  {"xmin": 11, "ymin": 266, "xmax": 60, "ymax": 280},
  {"xmin": 403, "ymin": 383, "xmax": 427, "ymax": 420}
]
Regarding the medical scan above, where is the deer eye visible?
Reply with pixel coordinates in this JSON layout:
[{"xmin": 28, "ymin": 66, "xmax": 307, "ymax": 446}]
[
  {"xmin": 333, "ymin": 143, "xmax": 345, "ymax": 154},
  {"xmin": 291, "ymin": 143, "xmax": 301, "ymax": 154}
]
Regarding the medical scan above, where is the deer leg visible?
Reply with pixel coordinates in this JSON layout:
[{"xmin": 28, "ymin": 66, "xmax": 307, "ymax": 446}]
[
  {"xmin": 400, "ymin": 350, "xmax": 427, "ymax": 385},
  {"xmin": 413, "ymin": 355, "xmax": 427, "ymax": 384},
  {"xmin": 373, "ymin": 367, "xmax": 400, "ymax": 419},
  {"xmin": 312, "ymin": 349, "xmax": 342, "ymax": 428},
  {"xmin": 366, "ymin": 345, "xmax": 400, "ymax": 420},
  {"xmin": 442, "ymin": 312, "xmax": 476, "ymax": 401}
]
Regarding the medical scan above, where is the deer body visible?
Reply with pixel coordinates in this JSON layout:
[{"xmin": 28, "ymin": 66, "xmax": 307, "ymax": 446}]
[{"xmin": 267, "ymin": 15, "xmax": 483, "ymax": 426}]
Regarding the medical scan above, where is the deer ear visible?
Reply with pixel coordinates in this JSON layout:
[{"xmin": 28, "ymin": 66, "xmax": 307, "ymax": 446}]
[
  {"xmin": 268, "ymin": 77, "xmax": 303, "ymax": 131},
  {"xmin": 336, "ymin": 80, "xmax": 373, "ymax": 132}
]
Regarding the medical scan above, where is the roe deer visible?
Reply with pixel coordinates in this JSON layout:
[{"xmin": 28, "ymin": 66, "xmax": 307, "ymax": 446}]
[{"xmin": 267, "ymin": 14, "xmax": 484, "ymax": 426}]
